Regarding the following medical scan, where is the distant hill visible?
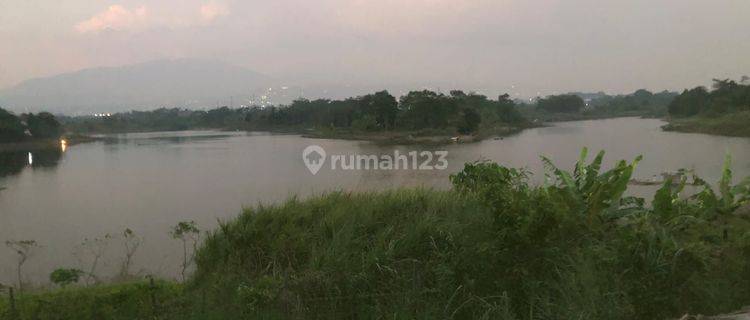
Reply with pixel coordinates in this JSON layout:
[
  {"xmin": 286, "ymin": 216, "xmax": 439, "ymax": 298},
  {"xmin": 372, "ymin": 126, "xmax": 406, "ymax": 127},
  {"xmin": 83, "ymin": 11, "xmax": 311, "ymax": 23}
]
[{"xmin": 0, "ymin": 59, "xmax": 279, "ymax": 114}]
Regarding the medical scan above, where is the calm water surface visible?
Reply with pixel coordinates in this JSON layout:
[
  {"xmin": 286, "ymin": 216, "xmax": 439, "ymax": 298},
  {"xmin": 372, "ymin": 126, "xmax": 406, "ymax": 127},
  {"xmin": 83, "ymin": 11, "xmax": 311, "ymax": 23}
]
[{"xmin": 1, "ymin": 117, "xmax": 749, "ymax": 284}]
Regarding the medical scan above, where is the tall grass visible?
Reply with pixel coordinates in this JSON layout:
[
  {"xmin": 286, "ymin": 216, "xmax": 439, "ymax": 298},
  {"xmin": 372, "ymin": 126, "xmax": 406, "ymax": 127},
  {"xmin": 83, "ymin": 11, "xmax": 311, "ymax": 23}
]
[{"xmin": 192, "ymin": 150, "xmax": 750, "ymax": 319}]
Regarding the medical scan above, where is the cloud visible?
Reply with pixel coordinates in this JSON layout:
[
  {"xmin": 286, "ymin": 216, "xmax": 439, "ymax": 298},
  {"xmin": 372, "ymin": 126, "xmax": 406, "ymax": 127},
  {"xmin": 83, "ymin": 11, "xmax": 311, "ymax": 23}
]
[
  {"xmin": 75, "ymin": 5, "xmax": 149, "ymax": 33},
  {"xmin": 199, "ymin": 3, "xmax": 229, "ymax": 23},
  {"xmin": 75, "ymin": 3, "xmax": 229, "ymax": 34}
]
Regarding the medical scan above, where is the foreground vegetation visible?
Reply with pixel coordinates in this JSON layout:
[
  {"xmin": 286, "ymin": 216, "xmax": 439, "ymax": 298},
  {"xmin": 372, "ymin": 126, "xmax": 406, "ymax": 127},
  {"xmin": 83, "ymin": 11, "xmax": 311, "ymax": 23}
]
[
  {"xmin": 2, "ymin": 150, "xmax": 750, "ymax": 319},
  {"xmin": 665, "ymin": 78, "xmax": 750, "ymax": 137}
]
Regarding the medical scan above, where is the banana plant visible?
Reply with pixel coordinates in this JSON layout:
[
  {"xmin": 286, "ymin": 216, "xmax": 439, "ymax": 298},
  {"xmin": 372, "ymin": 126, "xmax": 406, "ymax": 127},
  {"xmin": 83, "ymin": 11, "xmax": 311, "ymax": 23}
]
[
  {"xmin": 690, "ymin": 154, "xmax": 750, "ymax": 218},
  {"xmin": 542, "ymin": 148, "xmax": 643, "ymax": 224}
]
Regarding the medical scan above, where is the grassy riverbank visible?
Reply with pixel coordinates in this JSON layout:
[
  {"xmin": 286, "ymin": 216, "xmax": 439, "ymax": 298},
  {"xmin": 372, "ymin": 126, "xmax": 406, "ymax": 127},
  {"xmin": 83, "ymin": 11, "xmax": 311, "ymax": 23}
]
[
  {"xmin": 662, "ymin": 111, "xmax": 750, "ymax": 137},
  {"xmin": 2, "ymin": 151, "xmax": 750, "ymax": 319}
]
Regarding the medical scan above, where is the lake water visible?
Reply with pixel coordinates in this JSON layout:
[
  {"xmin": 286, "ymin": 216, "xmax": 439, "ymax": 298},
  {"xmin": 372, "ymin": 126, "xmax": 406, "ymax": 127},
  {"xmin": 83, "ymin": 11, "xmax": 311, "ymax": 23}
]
[{"xmin": 1, "ymin": 117, "xmax": 750, "ymax": 285}]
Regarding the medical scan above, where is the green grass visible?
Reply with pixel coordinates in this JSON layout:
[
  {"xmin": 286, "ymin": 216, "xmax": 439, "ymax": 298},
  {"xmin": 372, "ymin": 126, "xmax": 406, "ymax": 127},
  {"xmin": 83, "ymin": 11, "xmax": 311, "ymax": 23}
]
[
  {"xmin": 2, "ymin": 151, "xmax": 750, "ymax": 319},
  {"xmin": 0, "ymin": 280, "xmax": 183, "ymax": 320},
  {"xmin": 193, "ymin": 189, "xmax": 498, "ymax": 319},
  {"xmin": 663, "ymin": 111, "xmax": 750, "ymax": 137}
]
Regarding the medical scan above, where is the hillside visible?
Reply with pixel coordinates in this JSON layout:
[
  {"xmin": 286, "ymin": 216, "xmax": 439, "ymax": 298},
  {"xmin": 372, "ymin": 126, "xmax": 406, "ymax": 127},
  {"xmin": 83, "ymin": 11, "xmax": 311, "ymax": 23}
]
[{"xmin": 0, "ymin": 59, "xmax": 277, "ymax": 114}]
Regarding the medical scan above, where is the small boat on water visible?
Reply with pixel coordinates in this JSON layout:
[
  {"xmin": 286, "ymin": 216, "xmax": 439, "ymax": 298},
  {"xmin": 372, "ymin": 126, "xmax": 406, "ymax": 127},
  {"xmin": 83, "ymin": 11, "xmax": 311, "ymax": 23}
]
[{"xmin": 629, "ymin": 170, "xmax": 696, "ymax": 186}]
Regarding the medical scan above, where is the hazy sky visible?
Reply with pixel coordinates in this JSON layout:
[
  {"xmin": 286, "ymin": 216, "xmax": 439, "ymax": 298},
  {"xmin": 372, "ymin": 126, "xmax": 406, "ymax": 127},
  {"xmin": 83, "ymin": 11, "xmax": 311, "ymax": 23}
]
[{"xmin": 2, "ymin": 0, "xmax": 749, "ymax": 95}]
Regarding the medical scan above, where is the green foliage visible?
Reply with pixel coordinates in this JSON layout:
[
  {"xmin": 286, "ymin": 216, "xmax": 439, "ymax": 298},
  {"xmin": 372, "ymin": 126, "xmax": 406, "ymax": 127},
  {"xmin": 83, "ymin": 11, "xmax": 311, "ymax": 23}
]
[
  {"xmin": 50, "ymin": 268, "xmax": 84, "ymax": 287},
  {"xmin": 669, "ymin": 86, "xmax": 711, "ymax": 117},
  {"xmin": 541, "ymin": 148, "xmax": 642, "ymax": 223},
  {"xmin": 171, "ymin": 221, "xmax": 201, "ymax": 282},
  {"xmin": 351, "ymin": 114, "xmax": 378, "ymax": 131},
  {"xmin": 63, "ymin": 90, "xmax": 528, "ymax": 137},
  {"xmin": 1, "ymin": 108, "xmax": 65, "ymax": 142},
  {"xmin": 236, "ymin": 276, "xmax": 282, "ymax": 315},
  {"xmin": 520, "ymin": 90, "xmax": 677, "ymax": 121},
  {"xmin": 24, "ymin": 112, "xmax": 62, "ymax": 139},
  {"xmin": 398, "ymin": 90, "xmax": 459, "ymax": 129},
  {"xmin": 0, "ymin": 107, "xmax": 26, "ymax": 143},
  {"xmin": 449, "ymin": 161, "xmax": 528, "ymax": 212},
  {"xmin": 457, "ymin": 107, "xmax": 481, "ymax": 134},
  {"xmin": 536, "ymin": 94, "xmax": 585, "ymax": 113},
  {"xmin": 588, "ymin": 89, "xmax": 677, "ymax": 117},
  {"xmin": 663, "ymin": 110, "xmax": 750, "ymax": 137},
  {"xmin": 193, "ymin": 189, "xmax": 499, "ymax": 318},
  {"xmin": 170, "ymin": 221, "xmax": 200, "ymax": 240},
  {"xmin": 668, "ymin": 78, "xmax": 750, "ymax": 117},
  {"xmin": 61, "ymin": 107, "xmax": 249, "ymax": 133},
  {"xmin": 0, "ymin": 280, "xmax": 183, "ymax": 320},
  {"xmin": 357, "ymin": 90, "xmax": 399, "ymax": 130}
]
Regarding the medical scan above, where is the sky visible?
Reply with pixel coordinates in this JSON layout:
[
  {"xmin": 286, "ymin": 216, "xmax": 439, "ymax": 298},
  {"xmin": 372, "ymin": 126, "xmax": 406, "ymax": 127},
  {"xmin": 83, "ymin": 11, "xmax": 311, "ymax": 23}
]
[{"xmin": 1, "ymin": 0, "xmax": 749, "ymax": 96}]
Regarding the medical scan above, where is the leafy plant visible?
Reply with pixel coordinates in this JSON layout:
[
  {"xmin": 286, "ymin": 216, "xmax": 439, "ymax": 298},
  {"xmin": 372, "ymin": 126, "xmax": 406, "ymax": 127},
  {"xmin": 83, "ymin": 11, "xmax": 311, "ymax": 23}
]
[
  {"xmin": 691, "ymin": 154, "xmax": 750, "ymax": 217},
  {"xmin": 170, "ymin": 221, "xmax": 200, "ymax": 282},
  {"xmin": 50, "ymin": 268, "xmax": 84, "ymax": 287},
  {"xmin": 541, "ymin": 147, "xmax": 642, "ymax": 223}
]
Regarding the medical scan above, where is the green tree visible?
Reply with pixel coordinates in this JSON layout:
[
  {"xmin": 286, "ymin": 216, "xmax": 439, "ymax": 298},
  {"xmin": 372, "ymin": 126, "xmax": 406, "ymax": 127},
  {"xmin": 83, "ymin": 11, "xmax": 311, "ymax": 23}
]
[
  {"xmin": 398, "ymin": 90, "xmax": 458, "ymax": 129},
  {"xmin": 356, "ymin": 90, "xmax": 398, "ymax": 130},
  {"xmin": 25, "ymin": 112, "xmax": 62, "ymax": 139},
  {"xmin": 0, "ymin": 108, "xmax": 26, "ymax": 143},
  {"xmin": 495, "ymin": 94, "xmax": 524, "ymax": 123},
  {"xmin": 458, "ymin": 107, "xmax": 481, "ymax": 134},
  {"xmin": 170, "ymin": 221, "xmax": 200, "ymax": 282},
  {"xmin": 50, "ymin": 268, "xmax": 84, "ymax": 287},
  {"xmin": 536, "ymin": 94, "xmax": 585, "ymax": 113},
  {"xmin": 668, "ymin": 87, "xmax": 710, "ymax": 117}
]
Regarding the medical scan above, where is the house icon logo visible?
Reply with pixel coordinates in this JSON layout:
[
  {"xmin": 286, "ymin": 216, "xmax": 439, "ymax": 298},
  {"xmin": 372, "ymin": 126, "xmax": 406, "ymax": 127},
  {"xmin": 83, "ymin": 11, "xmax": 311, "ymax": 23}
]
[{"xmin": 302, "ymin": 145, "xmax": 326, "ymax": 175}]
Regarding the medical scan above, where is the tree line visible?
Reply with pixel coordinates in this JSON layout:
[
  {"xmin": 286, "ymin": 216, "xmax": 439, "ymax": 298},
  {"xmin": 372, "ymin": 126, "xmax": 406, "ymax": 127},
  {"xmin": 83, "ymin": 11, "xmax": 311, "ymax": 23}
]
[
  {"xmin": 588, "ymin": 89, "xmax": 677, "ymax": 116},
  {"xmin": 243, "ymin": 90, "xmax": 526, "ymax": 134},
  {"xmin": 62, "ymin": 90, "xmax": 528, "ymax": 135},
  {"xmin": 668, "ymin": 78, "xmax": 750, "ymax": 117},
  {"xmin": 520, "ymin": 90, "xmax": 677, "ymax": 116},
  {"xmin": 60, "ymin": 107, "xmax": 251, "ymax": 134},
  {"xmin": 0, "ymin": 108, "xmax": 62, "ymax": 143},
  {"xmin": 3, "ymin": 85, "xmax": 696, "ymax": 141}
]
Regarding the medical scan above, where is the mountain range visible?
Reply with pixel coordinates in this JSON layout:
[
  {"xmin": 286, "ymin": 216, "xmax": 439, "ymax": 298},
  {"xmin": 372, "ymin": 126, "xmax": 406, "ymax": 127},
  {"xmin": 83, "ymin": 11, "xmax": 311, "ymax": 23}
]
[{"xmin": 0, "ymin": 59, "xmax": 284, "ymax": 114}]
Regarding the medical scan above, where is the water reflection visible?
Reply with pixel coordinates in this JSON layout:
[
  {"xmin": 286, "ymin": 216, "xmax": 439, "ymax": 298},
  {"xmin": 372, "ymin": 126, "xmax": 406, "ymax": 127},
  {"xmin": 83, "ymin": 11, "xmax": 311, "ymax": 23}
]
[
  {"xmin": 99, "ymin": 131, "xmax": 242, "ymax": 146},
  {"xmin": 0, "ymin": 148, "xmax": 63, "ymax": 177}
]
